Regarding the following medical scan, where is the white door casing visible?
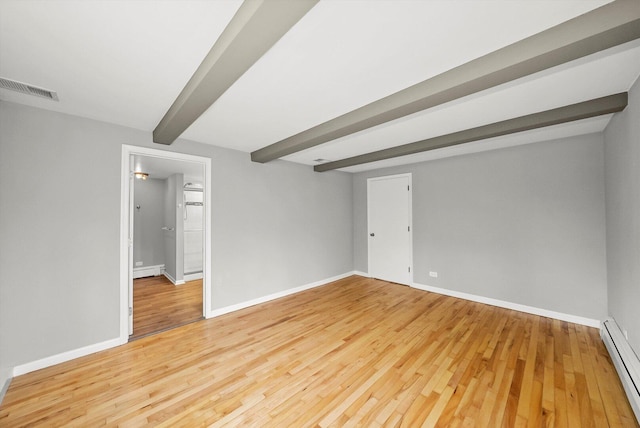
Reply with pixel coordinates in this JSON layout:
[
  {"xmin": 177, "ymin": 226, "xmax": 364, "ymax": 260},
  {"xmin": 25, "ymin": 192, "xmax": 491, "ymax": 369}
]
[
  {"xmin": 128, "ymin": 162, "xmax": 134, "ymax": 335},
  {"xmin": 367, "ymin": 173, "xmax": 413, "ymax": 285},
  {"xmin": 120, "ymin": 145, "xmax": 212, "ymax": 343}
]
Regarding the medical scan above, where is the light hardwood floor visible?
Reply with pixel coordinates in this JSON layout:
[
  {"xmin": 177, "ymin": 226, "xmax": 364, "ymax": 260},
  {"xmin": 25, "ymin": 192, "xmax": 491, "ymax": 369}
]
[
  {"xmin": 1, "ymin": 276, "xmax": 637, "ymax": 427},
  {"xmin": 130, "ymin": 275, "xmax": 203, "ymax": 340}
]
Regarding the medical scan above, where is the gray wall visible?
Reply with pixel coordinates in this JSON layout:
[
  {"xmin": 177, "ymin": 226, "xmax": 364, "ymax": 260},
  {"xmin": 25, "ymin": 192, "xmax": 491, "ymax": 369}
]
[
  {"xmin": 0, "ymin": 101, "xmax": 353, "ymax": 382},
  {"xmin": 133, "ymin": 178, "xmax": 166, "ymax": 268},
  {"xmin": 210, "ymin": 149, "xmax": 353, "ymax": 307},
  {"xmin": 604, "ymin": 76, "xmax": 640, "ymax": 357},
  {"xmin": 354, "ymin": 134, "xmax": 608, "ymax": 320},
  {"xmin": 0, "ymin": 101, "xmax": 124, "ymax": 391}
]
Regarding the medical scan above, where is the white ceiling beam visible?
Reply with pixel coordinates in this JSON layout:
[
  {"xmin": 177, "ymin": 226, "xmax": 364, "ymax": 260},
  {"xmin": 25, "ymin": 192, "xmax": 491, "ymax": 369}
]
[
  {"xmin": 251, "ymin": 0, "xmax": 640, "ymax": 163},
  {"xmin": 314, "ymin": 93, "xmax": 628, "ymax": 172},
  {"xmin": 153, "ymin": 0, "xmax": 318, "ymax": 145}
]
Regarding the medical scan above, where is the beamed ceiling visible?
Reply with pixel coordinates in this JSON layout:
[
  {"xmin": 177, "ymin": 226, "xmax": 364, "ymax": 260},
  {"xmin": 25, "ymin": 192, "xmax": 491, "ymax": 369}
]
[{"xmin": 1, "ymin": 0, "xmax": 640, "ymax": 173}]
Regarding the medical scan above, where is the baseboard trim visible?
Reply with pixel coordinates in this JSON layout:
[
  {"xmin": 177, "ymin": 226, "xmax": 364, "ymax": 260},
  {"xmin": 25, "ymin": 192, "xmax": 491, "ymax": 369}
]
[
  {"xmin": 601, "ymin": 318, "xmax": 640, "ymax": 422},
  {"xmin": 353, "ymin": 271, "xmax": 369, "ymax": 277},
  {"xmin": 8, "ymin": 273, "xmax": 355, "ymax": 380},
  {"xmin": 12, "ymin": 337, "xmax": 124, "ymax": 377},
  {"xmin": 0, "ymin": 376, "xmax": 11, "ymax": 405},
  {"xmin": 184, "ymin": 272, "xmax": 203, "ymax": 282},
  {"xmin": 163, "ymin": 272, "xmax": 185, "ymax": 286},
  {"xmin": 411, "ymin": 282, "xmax": 600, "ymax": 328},
  {"xmin": 207, "ymin": 271, "xmax": 355, "ymax": 319},
  {"xmin": 133, "ymin": 264, "xmax": 164, "ymax": 279}
]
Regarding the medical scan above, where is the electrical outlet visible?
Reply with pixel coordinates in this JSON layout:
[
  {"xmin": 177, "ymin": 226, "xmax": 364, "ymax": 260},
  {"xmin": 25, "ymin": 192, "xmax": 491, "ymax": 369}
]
[
  {"xmin": 429, "ymin": 271, "xmax": 438, "ymax": 278},
  {"xmin": 135, "ymin": 261, "xmax": 143, "ymax": 267}
]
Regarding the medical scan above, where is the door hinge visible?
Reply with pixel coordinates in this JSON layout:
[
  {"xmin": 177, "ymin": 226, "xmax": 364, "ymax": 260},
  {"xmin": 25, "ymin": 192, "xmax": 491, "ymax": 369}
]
[
  {"xmin": 408, "ymin": 266, "xmax": 411, "ymax": 273},
  {"xmin": 407, "ymin": 185, "xmax": 410, "ymax": 191},
  {"xmin": 129, "ymin": 307, "xmax": 133, "ymax": 316},
  {"xmin": 408, "ymin": 226, "xmax": 410, "ymax": 232}
]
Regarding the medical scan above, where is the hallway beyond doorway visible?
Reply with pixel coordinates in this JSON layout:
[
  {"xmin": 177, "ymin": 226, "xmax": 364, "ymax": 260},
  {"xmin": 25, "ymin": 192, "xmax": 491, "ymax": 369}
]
[{"xmin": 130, "ymin": 276, "xmax": 203, "ymax": 340}]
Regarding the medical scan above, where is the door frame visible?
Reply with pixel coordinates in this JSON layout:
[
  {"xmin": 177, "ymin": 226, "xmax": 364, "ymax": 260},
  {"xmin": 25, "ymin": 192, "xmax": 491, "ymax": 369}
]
[
  {"xmin": 367, "ymin": 173, "xmax": 413, "ymax": 285},
  {"xmin": 119, "ymin": 144, "xmax": 212, "ymax": 342}
]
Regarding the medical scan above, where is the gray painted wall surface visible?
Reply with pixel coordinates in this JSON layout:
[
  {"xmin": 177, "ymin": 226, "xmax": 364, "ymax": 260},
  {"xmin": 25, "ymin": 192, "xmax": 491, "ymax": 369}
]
[
  {"xmin": 209, "ymin": 150, "xmax": 353, "ymax": 307},
  {"xmin": 604, "ymin": 76, "xmax": 640, "ymax": 357},
  {"xmin": 0, "ymin": 101, "xmax": 124, "ymax": 386},
  {"xmin": 353, "ymin": 134, "xmax": 608, "ymax": 320},
  {"xmin": 133, "ymin": 178, "xmax": 166, "ymax": 268},
  {"xmin": 0, "ymin": 101, "xmax": 352, "ymax": 376}
]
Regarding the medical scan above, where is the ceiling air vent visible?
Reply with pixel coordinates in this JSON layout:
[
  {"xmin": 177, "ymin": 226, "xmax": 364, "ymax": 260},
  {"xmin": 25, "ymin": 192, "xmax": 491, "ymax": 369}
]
[{"xmin": 0, "ymin": 77, "xmax": 59, "ymax": 101}]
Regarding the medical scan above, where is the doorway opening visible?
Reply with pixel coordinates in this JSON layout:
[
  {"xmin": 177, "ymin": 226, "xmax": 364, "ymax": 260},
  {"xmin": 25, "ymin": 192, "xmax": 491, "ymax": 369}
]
[
  {"xmin": 130, "ymin": 275, "xmax": 203, "ymax": 340},
  {"xmin": 120, "ymin": 145, "xmax": 212, "ymax": 342}
]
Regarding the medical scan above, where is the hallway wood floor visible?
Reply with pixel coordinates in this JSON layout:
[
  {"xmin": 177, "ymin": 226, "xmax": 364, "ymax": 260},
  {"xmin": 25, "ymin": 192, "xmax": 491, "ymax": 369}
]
[
  {"xmin": 1, "ymin": 276, "xmax": 637, "ymax": 427},
  {"xmin": 130, "ymin": 275, "xmax": 203, "ymax": 340}
]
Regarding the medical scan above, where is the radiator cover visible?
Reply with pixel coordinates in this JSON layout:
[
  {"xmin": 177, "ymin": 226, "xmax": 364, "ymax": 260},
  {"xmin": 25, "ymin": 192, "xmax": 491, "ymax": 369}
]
[{"xmin": 601, "ymin": 318, "xmax": 640, "ymax": 423}]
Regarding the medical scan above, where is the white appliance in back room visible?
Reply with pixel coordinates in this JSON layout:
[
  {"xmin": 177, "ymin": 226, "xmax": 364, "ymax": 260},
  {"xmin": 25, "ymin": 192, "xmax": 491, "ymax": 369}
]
[{"xmin": 183, "ymin": 183, "xmax": 204, "ymax": 281}]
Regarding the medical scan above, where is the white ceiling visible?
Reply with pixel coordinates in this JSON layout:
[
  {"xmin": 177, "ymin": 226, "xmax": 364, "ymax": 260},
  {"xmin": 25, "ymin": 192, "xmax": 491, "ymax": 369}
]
[{"xmin": 2, "ymin": 0, "xmax": 639, "ymax": 173}]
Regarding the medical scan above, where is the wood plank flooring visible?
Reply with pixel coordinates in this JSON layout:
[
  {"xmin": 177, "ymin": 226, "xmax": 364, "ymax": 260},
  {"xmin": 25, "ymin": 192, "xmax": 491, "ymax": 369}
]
[
  {"xmin": 130, "ymin": 276, "xmax": 203, "ymax": 340},
  {"xmin": 1, "ymin": 276, "xmax": 637, "ymax": 427}
]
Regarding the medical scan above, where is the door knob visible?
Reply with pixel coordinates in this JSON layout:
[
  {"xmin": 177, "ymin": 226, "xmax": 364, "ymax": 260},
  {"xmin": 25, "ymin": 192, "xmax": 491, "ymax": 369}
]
[{"xmin": 370, "ymin": 233, "xmax": 375, "ymax": 237}]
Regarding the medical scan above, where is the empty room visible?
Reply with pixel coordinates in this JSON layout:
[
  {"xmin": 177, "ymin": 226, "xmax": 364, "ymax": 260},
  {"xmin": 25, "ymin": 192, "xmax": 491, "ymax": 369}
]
[{"xmin": 1, "ymin": 0, "xmax": 639, "ymax": 426}]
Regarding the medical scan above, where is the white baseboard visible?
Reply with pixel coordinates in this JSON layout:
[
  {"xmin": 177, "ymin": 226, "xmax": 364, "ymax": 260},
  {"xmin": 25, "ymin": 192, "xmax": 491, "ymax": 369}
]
[
  {"xmin": 0, "ymin": 375, "xmax": 11, "ymax": 405},
  {"xmin": 133, "ymin": 264, "xmax": 164, "ymax": 279},
  {"xmin": 353, "ymin": 271, "xmax": 369, "ymax": 277},
  {"xmin": 164, "ymin": 272, "xmax": 185, "ymax": 286},
  {"xmin": 12, "ymin": 337, "xmax": 124, "ymax": 377},
  {"xmin": 7, "ymin": 273, "xmax": 356, "ymax": 382},
  {"xmin": 601, "ymin": 318, "xmax": 640, "ymax": 422},
  {"xmin": 411, "ymin": 282, "xmax": 600, "ymax": 328},
  {"xmin": 184, "ymin": 272, "xmax": 203, "ymax": 282},
  {"xmin": 207, "ymin": 271, "xmax": 355, "ymax": 319}
]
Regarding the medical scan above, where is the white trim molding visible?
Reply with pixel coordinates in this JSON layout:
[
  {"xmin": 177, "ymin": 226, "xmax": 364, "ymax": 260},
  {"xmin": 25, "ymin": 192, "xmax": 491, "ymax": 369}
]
[
  {"xmin": 5, "ymin": 273, "xmax": 356, "ymax": 385},
  {"xmin": 163, "ymin": 271, "xmax": 185, "ymax": 286},
  {"xmin": 601, "ymin": 318, "xmax": 640, "ymax": 422},
  {"xmin": 120, "ymin": 144, "xmax": 212, "ymax": 342},
  {"xmin": 207, "ymin": 272, "xmax": 355, "ymax": 319},
  {"xmin": 12, "ymin": 337, "xmax": 124, "ymax": 377},
  {"xmin": 0, "ymin": 375, "xmax": 11, "ymax": 405},
  {"xmin": 184, "ymin": 272, "xmax": 203, "ymax": 282},
  {"xmin": 353, "ymin": 271, "xmax": 369, "ymax": 278},
  {"xmin": 412, "ymin": 282, "xmax": 600, "ymax": 328}
]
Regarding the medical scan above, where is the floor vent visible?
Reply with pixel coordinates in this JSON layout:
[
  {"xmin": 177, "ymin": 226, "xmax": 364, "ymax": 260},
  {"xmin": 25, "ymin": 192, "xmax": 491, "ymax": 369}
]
[
  {"xmin": 0, "ymin": 77, "xmax": 59, "ymax": 101},
  {"xmin": 601, "ymin": 318, "xmax": 640, "ymax": 423}
]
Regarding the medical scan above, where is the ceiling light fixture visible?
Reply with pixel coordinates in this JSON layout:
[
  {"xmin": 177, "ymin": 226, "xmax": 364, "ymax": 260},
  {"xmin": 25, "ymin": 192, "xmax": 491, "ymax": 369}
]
[{"xmin": 134, "ymin": 172, "xmax": 149, "ymax": 180}]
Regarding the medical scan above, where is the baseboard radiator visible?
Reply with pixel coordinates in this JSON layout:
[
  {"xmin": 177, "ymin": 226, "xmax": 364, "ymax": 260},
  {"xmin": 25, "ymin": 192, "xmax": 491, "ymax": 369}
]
[
  {"xmin": 601, "ymin": 318, "xmax": 640, "ymax": 422},
  {"xmin": 133, "ymin": 264, "xmax": 164, "ymax": 279}
]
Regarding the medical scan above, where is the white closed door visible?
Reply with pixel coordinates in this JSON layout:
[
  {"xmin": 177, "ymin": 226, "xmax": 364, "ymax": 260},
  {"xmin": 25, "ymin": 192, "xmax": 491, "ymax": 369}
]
[{"xmin": 368, "ymin": 174, "xmax": 412, "ymax": 285}]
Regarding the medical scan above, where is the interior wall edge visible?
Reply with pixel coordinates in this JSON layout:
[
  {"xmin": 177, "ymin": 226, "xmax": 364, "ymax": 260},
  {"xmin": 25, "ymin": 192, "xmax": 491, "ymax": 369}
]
[
  {"xmin": 352, "ymin": 132, "xmax": 608, "ymax": 321},
  {"xmin": 412, "ymin": 281, "xmax": 601, "ymax": 328},
  {"xmin": 11, "ymin": 337, "xmax": 124, "ymax": 378},
  {"xmin": 3, "ymin": 272, "xmax": 357, "ymax": 384},
  {"xmin": 0, "ymin": 375, "xmax": 11, "ymax": 406},
  {"xmin": 207, "ymin": 271, "xmax": 356, "ymax": 318}
]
